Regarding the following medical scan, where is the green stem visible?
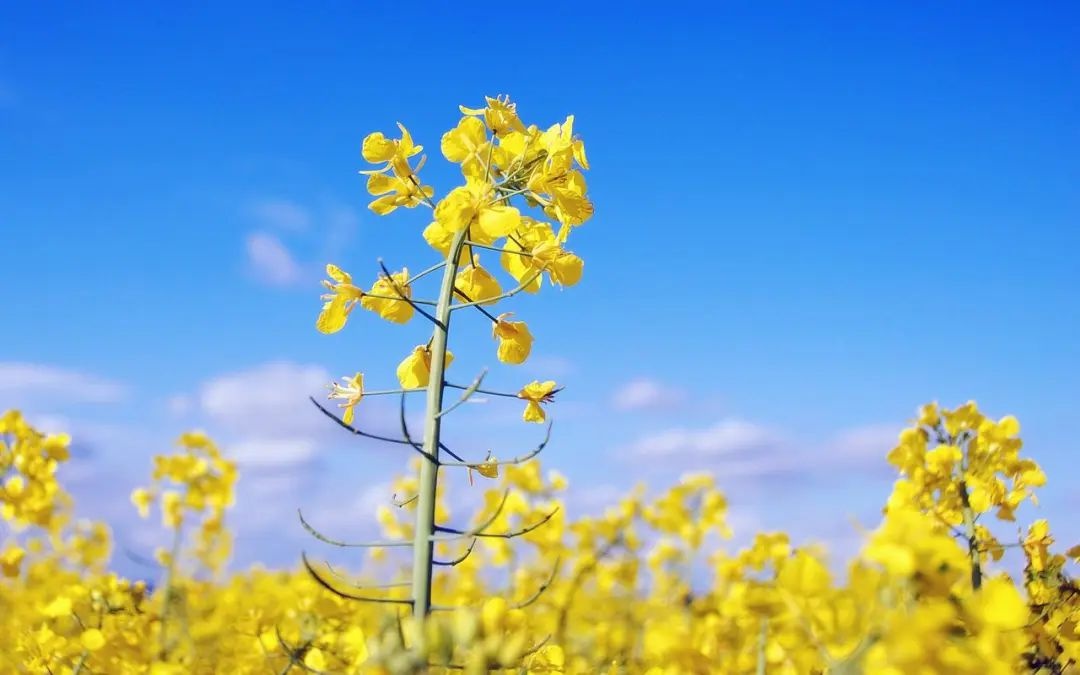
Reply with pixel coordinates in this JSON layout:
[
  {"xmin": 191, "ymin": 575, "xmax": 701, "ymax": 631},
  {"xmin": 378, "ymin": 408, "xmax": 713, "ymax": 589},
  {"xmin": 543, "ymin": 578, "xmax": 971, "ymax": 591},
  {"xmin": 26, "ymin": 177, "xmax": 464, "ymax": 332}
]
[
  {"xmin": 411, "ymin": 227, "xmax": 470, "ymax": 617},
  {"xmin": 959, "ymin": 480, "xmax": 982, "ymax": 590},
  {"xmin": 158, "ymin": 524, "xmax": 184, "ymax": 660},
  {"xmin": 756, "ymin": 618, "xmax": 768, "ymax": 675}
]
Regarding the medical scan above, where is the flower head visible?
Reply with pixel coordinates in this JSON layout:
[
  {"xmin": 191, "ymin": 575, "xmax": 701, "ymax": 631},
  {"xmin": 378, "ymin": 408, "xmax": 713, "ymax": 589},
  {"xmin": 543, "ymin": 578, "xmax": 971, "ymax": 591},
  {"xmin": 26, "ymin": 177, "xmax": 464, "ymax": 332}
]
[
  {"xmin": 328, "ymin": 372, "xmax": 364, "ymax": 425},
  {"xmin": 317, "ymin": 264, "xmax": 365, "ymax": 334},
  {"xmin": 517, "ymin": 380, "xmax": 558, "ymax": 423},
  {"xmin": 360, "ymin": 268, "xmax": 414, "ymax": 324},
  {"xmin": 493, "ymin": 313, "xmax": 533, "ymax": 365},
  {"xmin": 397, "ymin": 345, "xmax": 455, "ymax": 389}
]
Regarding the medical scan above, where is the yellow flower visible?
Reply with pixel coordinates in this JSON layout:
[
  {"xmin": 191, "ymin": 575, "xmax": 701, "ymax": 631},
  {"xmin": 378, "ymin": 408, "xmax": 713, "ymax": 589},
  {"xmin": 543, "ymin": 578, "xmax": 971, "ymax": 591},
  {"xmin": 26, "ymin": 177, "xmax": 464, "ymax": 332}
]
[
  {"xmin": 42, "ymin": 595, "xmax": 72, "ymax": 618},
  {"xmin": 303, "ymin": 647, "xmax": 328, "ymax": 671},
  {"xmin": 428, "ymin": 178, "xmax": 521, "ymax": 247},
  {"xmin": 130, "ymin": 487, "xmax": 154, "ymax": 518},
  {"xmin": 467, "ymin": 452, "xmax": 500, "ymax": 485},
  {"xmin": 365, "ymin": 170, "xmax": 434, "ymax": 215},
  {"xmin": 455, "ymin": 258, "xmax": 502, "ymax": 306},
  {"xmin": 361, "ymin": 122, "xmax": 423, "ymax": 175},
  {"xmin": 460, "ymin": 94, "xmax": 526, "ymax": 138},
  {"xmin": 80, "ymin": 628, "xmax": 106, "ymax": 651},
  {"xmin": 360, "ymin": 268, "xmax": 414, "ymax": 324},
  {"xmin": 442, "ymin": 116, "xmax": 492, "ymax": 178},
  {"xmin": 360, "ymin": 123, "xmax": 433, "ymax": 213},
  {"xmin": 517, "ymin": 380, "xmax": 558, "ymax": 423},
  {"xmin": 501, "ymin": 218, "xmax": 583, "ymax": 292},
  {"xmin": 162, "ymin": 491, "xmax": 183, "ymax": 529},
  {"xmin": 397, "ymin": 345, "xmax": 454, "ymax": 389},
  {"xmin": 1, "ymin": 545, "xmax": 24, "ymax": 578},
  {"xmin": 328, "ymin": 372, "xmax": 364, "ymax": 425},
  {"xmin": 493, "ymin": 313, "xmax": 533, "ymax": 365},
  {"xmin": 317, "ymin": 264, "xmax": 365, "ymax": 334}
]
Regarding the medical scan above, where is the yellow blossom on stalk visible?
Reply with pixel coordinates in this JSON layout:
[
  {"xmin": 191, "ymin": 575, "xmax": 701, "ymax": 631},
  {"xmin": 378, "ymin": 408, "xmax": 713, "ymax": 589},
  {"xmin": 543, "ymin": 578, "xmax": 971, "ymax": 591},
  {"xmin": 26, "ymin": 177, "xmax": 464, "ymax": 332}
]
[
  {"xmin": 328, "ymin": 372, "xmax": 364, "ymax": 425},
  {"xmin": 442, "ymin": 116, "xmax": 493, "ymax": 178},
  {"xmin": 501, "ymin": 218, "xmax": 584, "ymax": 292},
  {"xmin": 493, "ymin": 313, "xmax": 533, "ymax": 364},
  {"xmin": 454, "ymin": 258, "xmax": 502, "ymax": 305},
  {"xmin": 460, "ymin": 94, "xmax": 526, "ymax": 138},
  {"xmin": 365, "ymin": 170, "xmax": 435, "ymax": 215},
  {"xmin": 425, "ymin": 178, "xmax": 521, "ymax": 248},
  {"xmin": 360, "ymin": 123, "xmax": 435, "ymax": 211},
  {"xmin": 317, "ymin": 264, "xmax": 365, "ymax": 334},
  {"xmin": 397, "ymin": 345, "xmax": 454, "ymax": 389},
  {"xmin": 130, "ymin": 487, "xmax": 154, "ymax": 518},
  {"xmin": 360, "ymin": 268, "xmax": 414, "ymax": 323},
  {"xmin": 467, "ymin": 452, "xmax": 500, "ymax": 485},
  {"xmin": 517, "ymin": 380, "xmax": 558, "ymax": 423}
]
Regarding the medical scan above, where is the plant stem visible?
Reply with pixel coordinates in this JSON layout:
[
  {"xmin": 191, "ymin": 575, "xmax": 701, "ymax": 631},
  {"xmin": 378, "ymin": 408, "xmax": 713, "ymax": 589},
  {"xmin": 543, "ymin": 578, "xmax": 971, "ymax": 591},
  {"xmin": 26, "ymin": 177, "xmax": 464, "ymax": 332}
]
[
  {"xmin": 959, "ymin": 480, "xmax": 982, "ymax": 590},
  {"xmin": 411, "ymin": 227, "xmax": 469, "ymax": 617}
]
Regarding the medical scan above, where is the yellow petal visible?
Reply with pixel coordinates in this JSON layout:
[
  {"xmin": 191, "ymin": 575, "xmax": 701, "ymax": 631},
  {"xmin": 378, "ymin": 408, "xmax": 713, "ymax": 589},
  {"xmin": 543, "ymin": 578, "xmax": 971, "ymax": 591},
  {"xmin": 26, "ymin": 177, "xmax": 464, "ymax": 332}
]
[
  {"xmin": 362, "ymin": 132, "xmax": 396, "ymax": 163},
  {"xmin": 316, "ymin": 295, "xmax": 349, "ymax": 334},
  {"xmin": 80, "ymin": 628, "xmax": 106, "ymax": 651}
]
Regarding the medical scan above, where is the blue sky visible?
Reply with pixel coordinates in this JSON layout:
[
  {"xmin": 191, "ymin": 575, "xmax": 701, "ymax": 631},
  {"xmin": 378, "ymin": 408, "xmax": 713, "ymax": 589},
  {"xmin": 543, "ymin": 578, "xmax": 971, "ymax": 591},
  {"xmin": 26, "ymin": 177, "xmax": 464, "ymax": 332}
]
[{"xmin": 2, "ymin": 3, "xmax": 1078, "ymax": 575}]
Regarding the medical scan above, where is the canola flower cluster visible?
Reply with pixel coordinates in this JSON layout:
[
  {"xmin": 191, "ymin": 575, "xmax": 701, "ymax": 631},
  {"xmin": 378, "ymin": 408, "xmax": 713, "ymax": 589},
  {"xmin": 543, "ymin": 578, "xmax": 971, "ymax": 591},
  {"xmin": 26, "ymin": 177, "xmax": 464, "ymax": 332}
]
[{"xmin": 2, "ymin": 97, "xmax": 1077, "ymax": 673}]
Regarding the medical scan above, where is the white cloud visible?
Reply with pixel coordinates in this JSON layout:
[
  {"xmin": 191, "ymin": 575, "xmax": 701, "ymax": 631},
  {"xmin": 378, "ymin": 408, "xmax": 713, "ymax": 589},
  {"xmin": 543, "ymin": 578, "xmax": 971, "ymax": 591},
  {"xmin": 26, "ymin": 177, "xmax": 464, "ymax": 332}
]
[
  {"xmin": 226, "ymin": 437, "xmax": 319, "ymax": 468},
  {"xmin": 166, "ymin": 394, "xmax": 193, "ymax": 417},
  {"xmin": 245, "ymin": 232, "xmax": 304, "ymax": 287},
  {"xmin": 248, "ymin": 199, "xmax": 312, "ymax": 231},
  {"xmin": 612, "ymin": 378, "xmax": 686, "ymax": 412},
  {"xmin": 619, "ymin": 416, "xmax": 901, "ymax": 481},
  {"xmin": 626, "ymin": 419, "xmax": 779, "ymax": 459},
  {"xmin": 0, "ymin": 363, "xmax": 127, "ymax": 404},
  {"xmin": 823, "ymin": 424, "xmax": 900, "ymax": 468},
  {"xmin": 200, "ymin": 361, "xmax": 331, "ymax": 437}
]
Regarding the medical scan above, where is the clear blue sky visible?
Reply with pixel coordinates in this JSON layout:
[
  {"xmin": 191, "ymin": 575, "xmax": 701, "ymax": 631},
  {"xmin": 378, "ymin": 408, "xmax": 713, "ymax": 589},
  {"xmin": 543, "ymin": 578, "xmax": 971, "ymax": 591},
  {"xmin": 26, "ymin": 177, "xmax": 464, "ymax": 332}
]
[{"xmin": 2, "ymin": 2, "xmax": 1077, "ymax": 574}]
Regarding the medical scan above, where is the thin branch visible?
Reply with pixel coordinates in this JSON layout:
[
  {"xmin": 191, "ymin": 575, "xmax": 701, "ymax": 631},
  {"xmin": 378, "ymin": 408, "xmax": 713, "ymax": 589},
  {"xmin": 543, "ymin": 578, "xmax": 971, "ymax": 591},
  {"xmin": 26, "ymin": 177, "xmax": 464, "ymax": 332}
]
[
  {"xmin": 302, "ymin": 552, "xmax": 413, "ymax": 605},
  {"xmin": 435, "ymin": 506, "xmax": 559, "ymax": 539},
  {"xmin": 452, "ymin": 287, "xmax": 499, "ymax": 323},
  {"xmin": 444, "ymin": 382, "xmax": 565, "ymax": 400},
  {"xmin": 399, "ymin": 391, "xmax": 466, "ymax": 462},
  {"xmin": 441, "ymin": 420, "xmax": 552, "ymax": 468},
  {"xmin": 310, "ymin": 396, "xmax": 438, "ymax": 463},
  {"xmin": 362, "ymin": 292, "xmax": 436, "ymax": 306},
  {"xmin": 350, "ymin": 387, "xmax": 425, "ymax": 397},
  {"xmin": 463, "ymin": 240, "xmax": 534, "ymax": 258},
  {"xmin": 298, "ymin": 509, "xmax": 410, "ymax": 548},
  {"xmin": 323, "ymin": 562, "xmax": 411, "ymax": 590},
  {"xmin": 511, "ymin": 558, "xmax": 562, "ymax": 610},
  {"xmin": 297, "ymin": 491, "xmax": 512, "ymax": 548},
  {"xmin": 405, "ymin": 260, "xmax": 447, "ymax": 286},
  {"xmin": 436, "ymin": 369, "xmax": 487, "ymax": 419},
  {"xmin": 433, "ymin": 538, "xmax": 477, "ymax": 567},
  {"xmin": 392, "ymin": 493, "xmax": 418, "ymax": 508}
]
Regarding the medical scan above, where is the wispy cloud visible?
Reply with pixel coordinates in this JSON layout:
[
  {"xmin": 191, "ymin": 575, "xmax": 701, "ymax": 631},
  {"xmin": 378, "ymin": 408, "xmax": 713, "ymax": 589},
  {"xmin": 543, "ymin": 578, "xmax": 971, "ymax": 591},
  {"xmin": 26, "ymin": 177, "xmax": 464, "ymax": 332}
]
[
  {"xmin": 0, "ymin": 363, "xmax": 128, "ymax": 404},
  {"xmin": 612, "ymin": 377, "xmax": 686, "ymax": 412},
  {"xmin": 199, "ymin": 361, "xmax": 331, "ymax": 437},
  {"xmin": 245, "ymin": 232, "xmax": 304, "ymax": 287},
  {"xmin": 625, "ymin": 419, "xmax": 780, "ymax": 459},
  {"xmin": 247, "ymin": 199, "xmax": 313, "ymax": 232},
  {"xmin": 226, "ymin": 438, "xmax": 319, "ymax": 468},
  {"xmin": 618, "ymin": 418, "xmax": 899, "ymax": 480}
]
